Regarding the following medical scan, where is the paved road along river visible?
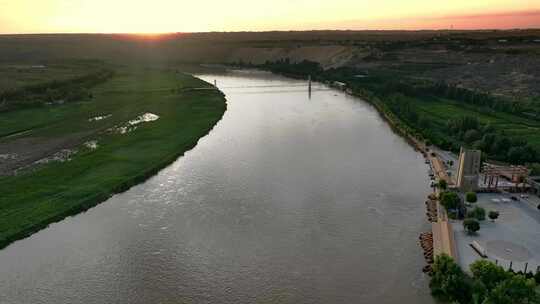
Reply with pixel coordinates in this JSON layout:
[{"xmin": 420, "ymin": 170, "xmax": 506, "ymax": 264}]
[{"xmin": 0, "ymin": 70, "xmax": 434, "ymax": 304}]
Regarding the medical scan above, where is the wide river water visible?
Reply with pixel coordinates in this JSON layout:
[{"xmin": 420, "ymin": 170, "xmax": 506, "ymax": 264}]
[{"xmin": 0, "ymin": 70, "xmax": 434, "ymax": 304}]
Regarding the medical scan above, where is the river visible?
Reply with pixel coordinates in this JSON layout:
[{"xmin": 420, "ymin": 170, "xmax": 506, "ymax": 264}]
[{"xmin": 0, "ymin": 70, "xmax": 434, "ymax": 304}]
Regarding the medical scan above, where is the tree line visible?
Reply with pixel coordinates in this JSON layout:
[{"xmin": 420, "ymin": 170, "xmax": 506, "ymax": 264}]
[
  {"xmin": 382, "ymin": 93, "xmax": 537, "ymax": 164},
  {"xmin": 253, "ymin": 60, "xmax": 539, "ymax": 164},
  {"xmin": 431, "ymin": 255, "xmax": 539, "ymax": 304},
  {"xmin": 0, "ymin": 69, "xmax": 114, "ymax": 112}
]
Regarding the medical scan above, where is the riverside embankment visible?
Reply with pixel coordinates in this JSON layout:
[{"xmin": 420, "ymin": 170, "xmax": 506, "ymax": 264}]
[{"xmin": 0, "ymin": 67, "xmax": 226, "ymax": 249}]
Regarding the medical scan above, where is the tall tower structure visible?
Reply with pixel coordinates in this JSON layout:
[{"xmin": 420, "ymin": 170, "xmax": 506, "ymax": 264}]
[
  {"xmin": 456, "ymin": 147, "xmax": 481, "ymax": 192},
  {"xmin": 308, "ymin": 75, "xmax": 312, "ymax": 99}
]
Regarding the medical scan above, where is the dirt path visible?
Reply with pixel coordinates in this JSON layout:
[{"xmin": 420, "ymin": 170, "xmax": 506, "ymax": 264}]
[{"xmin": 0, "ymin": 131, "xmax": 94, "ymax": 176}]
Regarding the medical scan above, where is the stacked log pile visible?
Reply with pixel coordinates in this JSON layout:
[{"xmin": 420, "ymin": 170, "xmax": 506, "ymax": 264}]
[
  {"xmin": 419, "ymin": 232, "xmax": 434, "ymax": 275},
  {"xmin": 425, "ymin": 199, "xmax": 438, "ymax": 223}
]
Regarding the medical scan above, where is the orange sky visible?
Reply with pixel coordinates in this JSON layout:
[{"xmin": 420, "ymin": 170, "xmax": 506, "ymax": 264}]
[{"xmin": 0, "ymin": 0, "xmax": 539, "ymax": 34}]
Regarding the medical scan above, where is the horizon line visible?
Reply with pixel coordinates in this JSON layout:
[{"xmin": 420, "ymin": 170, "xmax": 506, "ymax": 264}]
[{"xmin": 1, "ymin": 27, "xmax": 539, "ymax": 36}]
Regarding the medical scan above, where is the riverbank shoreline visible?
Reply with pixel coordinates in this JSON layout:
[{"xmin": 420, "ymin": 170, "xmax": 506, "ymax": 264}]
[
  {"xmin": 0, "ymin": 70, "xmax": 227, "ymax": 250},
  {"xmin": 251, "ymin": 65, "xmax": 448, "ymax": 273}
]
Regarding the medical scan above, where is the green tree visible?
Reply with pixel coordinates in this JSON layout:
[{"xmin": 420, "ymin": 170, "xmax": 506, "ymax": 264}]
[
  {"xmin": 507, "ymin": 145, "xmax": 537, "ymax": 165},
  {"xmin": 464, "ymin": 129, "xmax": 481, "ymax": 143},
  {"xmin": 430, "ymin": 254, "xmax": 472, "ymax": 303},
  {"xmin": 487, "ymin": 274, "xmax": 538, "ymax": 304},
  {"xmin": 530, "ymin": 163, "xmax": 540, "ymax": 176},
  {"xmin": 471, "ymin": 280, "xmax": 489, "ymax": 304},
  {"xmin": 470, "ymin": 260, "xmax": 509, "ymax": 291},
  {"xmin": 466, "ymin": 192, "xmax": 478, "ymax": 204},
  {"xmin": 468, "ymin": 207, "xmax": 486, "ymax": 221},
  {"xmin": 438, "ymin": 179, "xmax": 448, "ymax": 191},
  {"xmin": 488, "ymin": 211, "xmax": 500, "ymax": 222},
  {"xmin": 464, "ymin": 218, "xmax": 480, "ymax": 234},
  {"xmin": 440, "ymin": 191, "xmax": 460, "ymax": 211}
]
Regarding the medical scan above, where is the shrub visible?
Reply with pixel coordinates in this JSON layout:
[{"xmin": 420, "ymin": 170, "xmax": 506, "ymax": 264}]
[
  {"xmin": 468, "ymin": 207, "xmax": 486, "ymax": 221},
  {"xmin": 464, "ymin": 218, "xmax": 480, "ymax": 234},
  {"xmin": 448, "ymin": 211, "xmax": 458, "ymax": 220},
  {"xmin": 438, "ymin": 179, "xmax": 448, "ymax": 190},
  {"xmin": 466, "ymin": 192, "xmax": 478, "ymax": 203},
  {"xmin": 440, "ymin": 191, "xmax": 460, "ymax": 211},
  {"xmin": 488, "ymin": 211, "xmax": 500, "ymax": 222}
]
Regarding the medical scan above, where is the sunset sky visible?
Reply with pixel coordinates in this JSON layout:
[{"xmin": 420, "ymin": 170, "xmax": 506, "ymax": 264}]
[{"xmin": 0, "ymin": 0, "xmax": 539, "ymax": 34}]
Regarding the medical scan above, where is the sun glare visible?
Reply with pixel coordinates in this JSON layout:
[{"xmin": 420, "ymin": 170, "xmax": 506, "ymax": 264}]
[{"xmin": 0, "ymin": 0, "xmax": 539, "ymax": 34}]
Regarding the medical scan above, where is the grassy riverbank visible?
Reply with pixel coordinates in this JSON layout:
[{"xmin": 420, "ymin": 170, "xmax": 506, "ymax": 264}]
[{"xmin": 0, "ymin": 65, "xmax": 226, "ymax": 249}]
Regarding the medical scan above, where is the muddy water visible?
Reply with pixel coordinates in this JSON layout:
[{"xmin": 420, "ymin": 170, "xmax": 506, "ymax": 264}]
[{"xmin": 0, "ymin": 70, "xmax": 434, "ymax": 304}]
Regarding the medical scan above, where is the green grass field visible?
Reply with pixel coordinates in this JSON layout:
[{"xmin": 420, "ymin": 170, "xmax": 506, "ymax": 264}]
[
  {"xmin": 0, "ymin": 60, "xmax": 102, "ymax": 92},
  {"xmin": 411, "ymin": 97, "xmax": 540, "ymax": 150},
  {"xmin": 0, "ymin": 65, "xmax": 226, "ymax": 249}
]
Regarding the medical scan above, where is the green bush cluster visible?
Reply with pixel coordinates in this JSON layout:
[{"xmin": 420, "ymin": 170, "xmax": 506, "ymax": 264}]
[
  {"xmin": 438, "ymin": 179, "xmax": 448, "ymax": 190},
  {"xmin": 466, "ymin": 192, "xmax": 477, "ymax": 203},
  {"xmin": 489, "ymin": 210, "xmax": 500, "ymax": 221},
  {"xmin": 463, "ymin": 218, "xmax": 480, "ymax": 234},
  {"xmin": 0, "ymin": 69, "xmax": 114, "ymax": 112},
  {"xmin": 430, "ymin": 255, "xmax": 539, "ymax": 304},
  {"xmin": 440, "ymin": 191, "xmax": 461, "ymax": 211},
  {"xmin": 468, "ymin": 206, "xmax": 486, "ymax": 221}
]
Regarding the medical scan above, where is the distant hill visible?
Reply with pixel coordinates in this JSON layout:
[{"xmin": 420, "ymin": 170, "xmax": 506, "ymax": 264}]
[{"xmin": 1, "ymin": 30, "xmax": 540, "ymax": 98}]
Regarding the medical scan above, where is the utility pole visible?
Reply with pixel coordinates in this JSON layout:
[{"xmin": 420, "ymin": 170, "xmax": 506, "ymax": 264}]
[{"xmin": 308, "ymin": 75, "xmax": 312, "ymax": 99}]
